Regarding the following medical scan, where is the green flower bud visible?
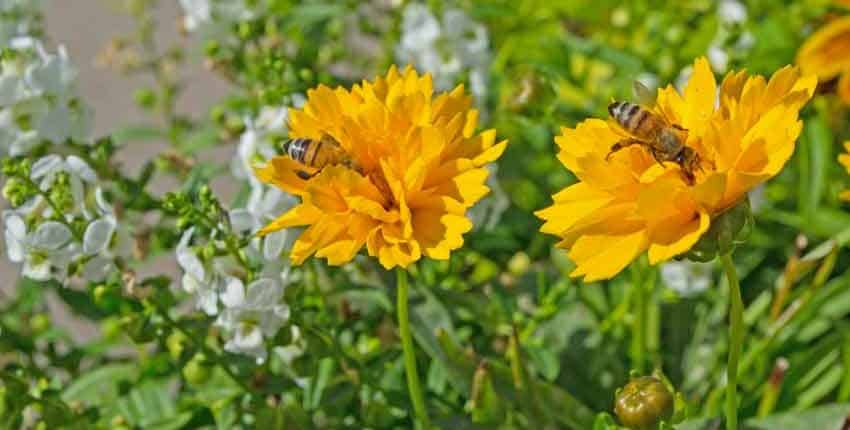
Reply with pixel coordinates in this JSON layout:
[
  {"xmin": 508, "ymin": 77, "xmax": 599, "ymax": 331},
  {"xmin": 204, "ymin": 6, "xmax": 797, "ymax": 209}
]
[
  {"xmin": 134, "ymin": 88, "xmax": 157, "ymax": 110},
  {"xmin": 29, "ymin": 313, "xmax": 50, "ymax": 334},
  {"xmin": 120, "ymin": 313, "xmax": 156, "ymax": 343},
  {"xmin": 508, "ymin": 252, "xmax": 531, "ymax": 276},
  {"xmin": 101, "ymin": 316, "xmax": 123, "ymax": 340},
  {"xmin": 93, "ymin": 284, "xmax": 112, "ymax": 306},
  {"xmin": 686, "ymin": 198, "xmax": 753, "ymax": 262},
  {"xmin": 210, "ymin": 106, "xmax": 226, "ymax": 124},
  {"xmin": 614, "ymin": 376, "xmax": 674, "ymax": 430},
  {"xmin": 166, "ymin": 331, "xmax": 189, "ymax": 361},
  {"xmin": 2, "ymin": 178, "xmax": 33, "ymax": 207},
  {"xmin": 183, "ymin": 353, "xmax": 212, "ymax": 385},
  {"xmin": 1, "ymin": 158, "xmax": 17, "ymax": 176}
]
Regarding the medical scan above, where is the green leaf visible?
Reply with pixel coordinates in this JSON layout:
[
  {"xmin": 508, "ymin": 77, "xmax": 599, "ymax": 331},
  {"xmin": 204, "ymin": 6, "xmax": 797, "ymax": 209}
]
[
  {"xmin": 746, "ymin": 403, "xmax": 850, "ymax": 430},
  {"xmin": 420, "ymin": 328, "xmax": 595, "ymax": 430},
  {"xmin": 114, "ymin": 380, "xmax": 179, "ymax": 428},
  {"xmin": 61, "ymin": 363, "xmax": 138, "ymax": 404},
  {"xmin": 799, "ymin": 115, "xmax": 833, "ymax": 220}
]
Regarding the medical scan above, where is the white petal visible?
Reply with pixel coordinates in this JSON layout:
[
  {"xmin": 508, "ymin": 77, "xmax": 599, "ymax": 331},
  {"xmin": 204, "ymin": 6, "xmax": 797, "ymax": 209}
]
[
  {"xmin": 30, "ymin": 154, "xmax": 62, "ymax": 180},
  {"xmin": 31, "ymin": 221, "xmax": 72, "ymax": 250},
  {"xmin": 36, "ymin": 104, "xmax": 72, "ymax": 144},
  {"xmin": 220, "ymin": 276, "xmax": 246, "ymax": 308},
  {"xmin": 23, "ymin": 259, "xmax": 52, "ymax": 281},
  {"xmin": 66, "ymin": 155, "xmax": 97, "ymax": 182},
  {"xmin": 83, "ymin": 216, "xmax": 116, "ymax": 255},
  {"xmin": 245, "ymin": 277, "xmax": 281, "ymax": 307},
  {"xmin": 95, "ymin": 187, "xmax": 113, "ymax": 215},
  {"xmin": 196, "ymin": 285, "xmax": 219, "ymax": 316},
  {"xmin": 176, "ymin": 228, "xmax": 206, "ymax": 281},
  {"xmin": 262, "ymin": 230, "xmax": 286, "ymax": 261},
  {"xmin": 228, "ymin": 208, "xmax": 255, "ymax": 233},
  {"xmin": 82, "ymin": 256, "xmax": 113, "ymax": 281}
]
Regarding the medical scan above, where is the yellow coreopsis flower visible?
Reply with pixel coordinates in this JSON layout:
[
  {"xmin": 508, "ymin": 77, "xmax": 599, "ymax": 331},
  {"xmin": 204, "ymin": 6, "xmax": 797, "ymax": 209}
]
[
  {"xmin": 254, "ymin": 66, "xmax": 507, "ymax": 269},
  {"xmin": 536, "ymin": 58, "xmax": 816, "ymax": 282},
  {"xmin": 840, "ymin": 142, "xmax": 850, "ymax": 201},
  {"xmin": 797, "ymin": 12, "xmax": 850, "ymax": 103}
]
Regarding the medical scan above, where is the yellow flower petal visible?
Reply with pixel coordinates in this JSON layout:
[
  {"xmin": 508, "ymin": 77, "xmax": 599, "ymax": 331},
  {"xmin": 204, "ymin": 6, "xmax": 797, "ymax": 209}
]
[
  {"xmin": 568, "ymin": 230, "xmax": 648, "ymax": 282},
  {"xmin": 647, "ymin": 210, "xmax": 710, "ymax": 264},
  {"xmin": 797, "ymin": 15, "xmax": 850, "ymax": 79},
  {"xmin": 255, "ymin": 67, "xmax": 506, "ymax": 268},
  {"xmin": 682, "ymin": 57, "xmax": 717, "ymax": 136},
  {"xmin": 538, "ymin": 58, "xmax": 815, "ymax": 281}
]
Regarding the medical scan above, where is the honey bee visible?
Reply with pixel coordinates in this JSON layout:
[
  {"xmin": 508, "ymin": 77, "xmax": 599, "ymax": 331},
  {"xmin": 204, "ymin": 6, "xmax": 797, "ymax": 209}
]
[
  {"xmin": 606, "ymin": 81, "xmax": 702, "ymax": 184},
  {"xmin": 284, "ymin": 134, "xmax": 359, "ymax": 179}
]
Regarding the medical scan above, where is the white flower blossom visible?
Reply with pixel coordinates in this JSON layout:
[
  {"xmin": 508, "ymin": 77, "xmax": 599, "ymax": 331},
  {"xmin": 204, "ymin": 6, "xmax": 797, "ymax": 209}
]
[
  {"xmin": 396, "ymin": 4, "xmax": 491, "ymax": 110},
  {"xmin": 3, "ymin": 212, "xmax": 77, "ymax": 282},
  {"xmin": 176, "ymin": 227, "xmax": 222, "ymax": 316},
  {"xmin": 3, "ymin": 155, "xmax": 124, "ymax": 283},
  {"xmin": 0, "ymin": 42, "xmax": 93, "ymax": 156},
  {"xmin": 661, "ymin": 261, "xmax": 713, "ymax": 298},
  {"xmin": 178, "ymin": 0, "xmax": 260, "ymax": 42},
  {"xmin": 718, "ymin": 0, "xmax": 747, "ymax": 25},
  {"xmin": 0, "ymin": 0, "xmax": 43, "ymax": 49},
  {"xmin": 216, "ymin": 276, "xmax": 290, "ymax": 363}
]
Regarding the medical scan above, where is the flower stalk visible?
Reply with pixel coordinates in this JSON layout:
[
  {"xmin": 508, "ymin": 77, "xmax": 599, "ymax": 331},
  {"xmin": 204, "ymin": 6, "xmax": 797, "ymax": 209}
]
[
  {"xmin": 631, "ymin": 260, "xmax": 647, "ymax": 374},
  {"xmin": 396, "ymin": 268, "xmax": 430, "ymax": 429},
  {"xmin": 721, "ymin": 253, "xmax": 744, "ymax": 430}
]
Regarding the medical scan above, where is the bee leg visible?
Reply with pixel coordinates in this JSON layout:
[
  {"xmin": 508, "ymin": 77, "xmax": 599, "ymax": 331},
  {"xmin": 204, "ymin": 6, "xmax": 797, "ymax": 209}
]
[
  {"xmin": 672, "ymin": 124, "xmax": 688, "ymax": 131},
  {"xmin": 606, "ymin": 139, "xmax": 642, "ymax": 161},
  {"xmin": 296, "ymin": 170, "xmax": 315, "ymax": 180},
  {"xmin": 648, "ymin": 147, "xmax": 667, "ymax": 168}
]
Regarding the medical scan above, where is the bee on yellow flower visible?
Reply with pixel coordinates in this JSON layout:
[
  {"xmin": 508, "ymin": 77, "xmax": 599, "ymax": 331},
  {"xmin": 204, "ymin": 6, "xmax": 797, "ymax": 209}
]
[
  {"xmin": 536, "ymin": 57, "xmax": 816, "ymax": 282},
  {"xmin": 797, "ymin": 1, "xmax": 850, "ymax": 103},
  {"xmin": 253, "ymin": 66, "xmax": 507, "ymax": 269}
]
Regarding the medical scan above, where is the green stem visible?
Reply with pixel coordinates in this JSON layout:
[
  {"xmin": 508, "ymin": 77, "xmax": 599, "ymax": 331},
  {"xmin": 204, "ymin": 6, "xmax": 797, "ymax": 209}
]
[
  {"xmin": 721, "ymin": 253, "xmax": 744, "ymax": 430},
  {"xmin": 396, "ymin": 268, "xmax": 430, "ymax": 430},
  {"xmin": 631, "ymin": 261, "xmax": 646, "ymax": 374}
]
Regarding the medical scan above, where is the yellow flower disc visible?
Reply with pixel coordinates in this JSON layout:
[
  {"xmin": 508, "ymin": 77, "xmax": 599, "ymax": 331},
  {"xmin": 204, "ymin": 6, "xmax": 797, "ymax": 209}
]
[
  {"xmin": 254, "ymin": 66, "xmax": 507, "ymax": 269},
  {"xmin": 537, "ymin": 57, "xmax": 816, "ymax": 282}
]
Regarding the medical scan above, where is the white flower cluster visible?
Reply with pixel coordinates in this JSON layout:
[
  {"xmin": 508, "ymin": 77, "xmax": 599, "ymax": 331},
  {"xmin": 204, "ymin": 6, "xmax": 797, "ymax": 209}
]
[
  {"xmin": 0, "ymin": 0, "xmax": 43, "ymax": 50},
  {"xmin": 3, "ymin": 155, "xmax": 125, "ymax": 283},
  {"xmin": 0, "ymin": 43, "xmax": 94, "ymax": 156},
  {"xmin": 396, "ymin": 4, "xmax": 491, "ymax": 109},
  {"xmin": 176, "ymin": 207, "xmax": 299, "ymax": 363},
  {"xmin": 175, "ymin": 100, "xmax": 305, "ymax": 362},
  {"xmin": 178, "ymin": 0, "xmax": 261, "ymax": 42}
]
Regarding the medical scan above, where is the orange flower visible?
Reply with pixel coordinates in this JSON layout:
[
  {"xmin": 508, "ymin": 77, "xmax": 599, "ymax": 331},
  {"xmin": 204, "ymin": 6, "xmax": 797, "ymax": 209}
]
[
  {"xmin": 797, "ymin": 14, "xmax": 850, "ymax": 103},
  {"xmin": 537, "ymin": 58, "xmax": 816, "ymax": 282},
  {"xmin": 254, "ymin": 66, "xmax": 507, "ymax": 269}
]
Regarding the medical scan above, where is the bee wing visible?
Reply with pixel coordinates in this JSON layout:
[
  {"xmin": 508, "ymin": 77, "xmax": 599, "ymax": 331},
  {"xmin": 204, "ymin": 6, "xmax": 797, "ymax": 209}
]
[
  {"xmin": 632, "ymin": 80, "xmax": 656, "ymax": 106},
  {"xmin": 632, "ymin": 80, "xmax": 683, "ymax": 129}
]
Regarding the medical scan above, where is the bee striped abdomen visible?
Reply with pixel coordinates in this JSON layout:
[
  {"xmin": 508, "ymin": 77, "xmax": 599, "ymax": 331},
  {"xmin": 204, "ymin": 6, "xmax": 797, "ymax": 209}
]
[
  {"xmin": 608, "ymin": 101, "xmax": 652, "ymax": 137},
  {"xmin": 287, "ymin": 138, "xmax": 312, "ymax": 164}
]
